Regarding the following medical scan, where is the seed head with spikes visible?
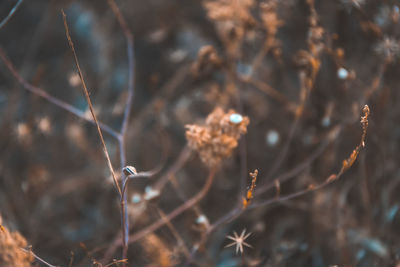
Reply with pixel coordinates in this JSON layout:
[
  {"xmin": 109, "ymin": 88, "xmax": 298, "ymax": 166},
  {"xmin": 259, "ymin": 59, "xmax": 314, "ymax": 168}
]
[{"xmin": 225, "ymin": 229, "xmax": 253, "ymax": 254}]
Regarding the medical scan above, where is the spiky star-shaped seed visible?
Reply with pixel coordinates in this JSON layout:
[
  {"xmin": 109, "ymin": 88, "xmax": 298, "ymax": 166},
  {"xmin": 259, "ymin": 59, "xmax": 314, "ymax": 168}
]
[{"xmin": 225, "ymin": 229, "xmax": 253, "ymax": 254}]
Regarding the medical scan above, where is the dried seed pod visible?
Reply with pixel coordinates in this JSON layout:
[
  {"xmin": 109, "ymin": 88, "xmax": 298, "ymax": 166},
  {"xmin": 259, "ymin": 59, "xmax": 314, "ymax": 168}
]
[{"xmin": 123, "ymin": 166, "xmax": 137, "ymax": 176}]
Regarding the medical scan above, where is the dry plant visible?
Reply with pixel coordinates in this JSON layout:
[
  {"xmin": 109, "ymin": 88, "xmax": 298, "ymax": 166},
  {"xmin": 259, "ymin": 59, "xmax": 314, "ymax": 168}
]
[
  {"xmin": 0, "ymin": 216, "xmax": 34, "ymax": 267},
  {"xmin": 1, "ymin": 0, "xmax": 398, "ymax": 266},
  {"xmin": 203, "ymin": 0, "xmax": 256, "ymax": 57},
  {"xmin": 185, "ymin": 107, "xmax": 249, "ymax": 168},
  {"xmin": 242, "ymin": 169, "xmax": 258, "ymax": 209}
]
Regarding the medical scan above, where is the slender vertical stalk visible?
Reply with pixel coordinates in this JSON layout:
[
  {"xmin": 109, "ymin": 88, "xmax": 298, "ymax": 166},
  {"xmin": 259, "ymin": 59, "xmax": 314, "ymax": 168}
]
[{"xmin": 106, "ymin": 0, "xmax": 136, "ymax": 262}]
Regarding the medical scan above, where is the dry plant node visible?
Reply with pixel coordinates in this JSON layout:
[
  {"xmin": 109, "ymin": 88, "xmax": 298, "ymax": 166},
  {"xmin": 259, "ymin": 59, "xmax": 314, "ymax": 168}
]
[
  {"xmin": 242, "ymin": 169, "xmax": 258, "ymax": 209},
  {"xmin": 340, "ymin": 105, "xmax": 370, "ymax": 174},
  {"xmin": 191, "ymin": 45, "xmax": 222, "ymax": 76}
]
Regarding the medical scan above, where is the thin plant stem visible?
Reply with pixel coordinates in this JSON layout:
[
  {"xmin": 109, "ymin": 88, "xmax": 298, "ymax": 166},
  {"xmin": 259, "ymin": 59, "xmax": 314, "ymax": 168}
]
[
  {"xmin": 62, "ymin": 12, "xmax": 129, "ymax": 263},
  {"xmin": 0, "ymin": 46, "xmax": 119, "ymax": 139},
  {"xmin": 228, "ymin": 72, "xmax": 248, "ymax": 204},
  {"xmin": 240, "ymin": 76, "xmax": 295, "ymax": 111},
  {"xmin": 153, "ymin": 145, "xmax": 192, "ymax": 191},
  {"xmin": 129, "ymin": 168, "xmax": 216, "ymax": 243},
  {"xmin": 106, "ymin": 1, "xmax": 135, "ymax": 262},
  {"xmin": 21, "ymin": 248, "xmax": 58, "ymax": 267},
  {"xmin": 256, "ymin": 126, "xmax": 340, "ymax": 196},
  {"xmin": 118, "ymin": 138, "xmax": 129, "ymax": 262},
  {"xmin": 61, "ymin": 10, "xmax": 121, "ymax": 197},
  {"xmin": 156, "ymin": 207, "xmax": 191, "ymax": 258},
  {"xmin": 108, "ymin": 0, "xmax": 135, "ymax": 265},
  {"xmin": 104, "ymin": 168, "xmax": 217, "ymax": 261},
  {"xmin": 0, "ymin": 0, "xmax": 24, "ymax": 29}
]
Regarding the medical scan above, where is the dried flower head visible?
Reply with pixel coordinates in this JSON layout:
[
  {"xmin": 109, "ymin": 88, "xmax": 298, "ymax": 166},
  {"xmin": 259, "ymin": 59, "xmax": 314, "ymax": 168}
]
[
  {"xmin": 375, "ymin": 37, "xmax": 400, "ymax": 62},
  {"xmin": 260, "ymin": 2, "xmax": 283, "ymax": 37},
  {"xmin": 185, "ymin": 107, "xmax": 249, "ymax": 168},
  {"xmin": 203, "ymin": 0, "xmax": 256, "ymax": 57},
  {"xmin": 203, "ymin": 0, "xmax": 255, "ymax": 24},
  {"xmin": 0, "ymin": 218, "xmax": 33, "ymax": 267}
]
